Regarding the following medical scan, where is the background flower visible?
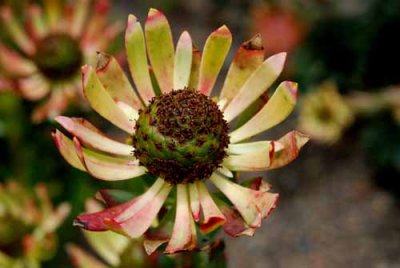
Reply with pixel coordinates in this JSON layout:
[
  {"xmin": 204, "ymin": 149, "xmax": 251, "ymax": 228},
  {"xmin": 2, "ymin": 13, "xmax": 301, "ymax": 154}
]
[
  {"xmin": 298, "ymin": 81, "xmax": 354, "ymax": 144},
  {"xmin": 0, "ymin": 180, "xmax": 70, "ymax": 267},
  {"xmin": 0, "ymin": 0, "xmax": 121, "ymax": 122}
]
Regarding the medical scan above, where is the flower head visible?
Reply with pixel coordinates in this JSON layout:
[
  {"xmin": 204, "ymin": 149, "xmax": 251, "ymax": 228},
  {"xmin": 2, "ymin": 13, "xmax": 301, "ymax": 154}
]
[
  {"xmin": 298, "ymin": 81, "xmax": 354, "ymax": 144},
  {"xmin": 0, "ymin": 181, "xmax": 70, "ymax": 266},
  {"xmin": 53, "ymin": 8, "xmax": 308, "ymax": 254},
  {"xmin": 0, "ymin": 0, "xmax": 120, "ymax": 122}
]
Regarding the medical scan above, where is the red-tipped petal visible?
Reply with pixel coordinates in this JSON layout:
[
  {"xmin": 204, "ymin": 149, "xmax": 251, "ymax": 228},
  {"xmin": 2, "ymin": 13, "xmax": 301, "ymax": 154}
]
[
  {"xmin": 197, "ymin": 25, "xmax": 232, "ymax": 96},
  {"xmin": 269, "ymin": 130, "xmax": 310, "ymax": 169},
  {"xmin": 95, "ymin": 52, "xmax": 143, "ymax": 110},
  {"xmin": 117, "ymin": 182, "xmax": 172, "ymax": 238},
  {"xmin": 220, "ymin": 34, "xmax": 265, "ymax": 103},
  {"xmin": 211, "ymin": 173, "xmax": 278, "ymax": 228},
  {"xmin": 145, "ymin": 9, "xmax": 174, "ymax": 93},
  {"xmin": 196, "ymin": 182, "xmax": 225, "ymax": 234},
  {"xmin": 55, "ymin": 116, "xmax": 133, "ymax": 156},
  {"xmin": 73, "ymin": 137, "xmax": 146, "ymax": 181}
]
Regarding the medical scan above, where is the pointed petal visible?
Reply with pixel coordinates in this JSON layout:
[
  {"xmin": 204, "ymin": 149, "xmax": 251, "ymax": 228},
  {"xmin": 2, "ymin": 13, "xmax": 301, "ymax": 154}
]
[
  {"xmin": 198, "ymin": 25, "xmax": 232, "ymax": 96},
  {"xmin": 0, "ymin": 7, "xmax": 35, "ymax": 55},
  {"xmin": 145, "ymin": 8, "xmax": 174, "ymax": 93},
  {"xmin": 165, "ymin": 184, "xmax": 196, "ymax": 254},
  {"xmin": 220, "ymin": 34, "xmax": 264, "ymax": 102},
  {"xmin": 55, "ymin": 116, "xmax": 133, "ymax": 156},
  {"xmin": 76, "ymin": 187, "xmax": 160, "ymax": 234},
  {"xmin": 17, "ymin": 74, "xmax": 50, "ymax": 101},
  {"xmin": 229, "ymin": 81, "xmax": 298, "ymax": 143},
  {"xmin": 74, "ymin": 198, "xmax": 136, "ymax": 231},
  {"xmin": 223, "ymin": 52, "xmax": 287, "ymax": 122},
  {"xmin": 96, "ymin": 52, "xmax": 143, "ymax": 110},
  {"xmin": 82, "ymin": 65, "xmax": 134, "ymax": 134},
  {"xmin": 117, "ymin": 181, "xmax": 172, "ymax": 238},
  {"xmin": 269, "ymin": 131, "xmax": 309, "ymax": 169},
  {"xmin": 196, "ymin": 182, "xmax": 225, "ymax": 234},
  {"xmin": 224, "ymin": 142, "xmax": 275, "ymax": 171},
  {"xmin": 188, "ymin": 45, "xmax": 201, "ymax": 89},
  {"xmin": 0, "ymin": 44, "xmax": 36, "ymax": 76},
  {"xmin": 174, "ymin": 31, "xmax": 193, "ymax": 89},
  {"xmin": 114, "ymin": 178, "xmax": 164, "ymax": 221},
  {"xmin": 217, "ymin": 166, "xmax": 233, "ymax": 178},
  {"xmin": 73, "ymin": 137, "xmax": 146, "ymax": 181},
  {"xmin": 51, "ymin": 130, "xmax": 85, "ymax": 171},
  {"xmin": 70, "ymin": 0, "xmax": 90, "ymax": 37},
  {"xmin": 27, "ymin": 5, "xmax": 48, "ymax": 40},
  {"xmin": 125, "ymin": 15, "xmax": 155, "ymax": 103},
  {"xmin": 188, "ymin": 183, "xmax": 201, "ymax": 222},
  {"xmin": 211, "ymin": 173, "xmax": 278, "ymax": 228}
]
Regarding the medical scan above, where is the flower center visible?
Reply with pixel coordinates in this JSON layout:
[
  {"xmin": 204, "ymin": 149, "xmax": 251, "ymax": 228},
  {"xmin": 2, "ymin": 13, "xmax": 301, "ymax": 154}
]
[
  {"xmin": 133, "ymin": 89, "xmax": 229, "ymax": 184},
  {"xmin": 316, "ymin": 106, "xmax": 333, "ymax": 122},
  {"xmin": 33, "ymin": 34, "xmax": 83, "ymax": 81}
]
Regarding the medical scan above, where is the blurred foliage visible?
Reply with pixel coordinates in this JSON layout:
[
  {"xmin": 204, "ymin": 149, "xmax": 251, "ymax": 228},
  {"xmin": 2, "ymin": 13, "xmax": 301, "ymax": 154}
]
[{"xmin": 296, "ymin": 0, "xmax": 400, "ymax": 90}]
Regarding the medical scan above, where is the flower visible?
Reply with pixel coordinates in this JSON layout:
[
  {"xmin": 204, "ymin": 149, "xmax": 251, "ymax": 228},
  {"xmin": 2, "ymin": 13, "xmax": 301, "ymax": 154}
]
[
  {"xmin": 0, "ymin": 180, "xmax": 70, "ymax": 267},
  {"xmin": 298, "ymin": 81, "xmax": 354, "ymax": 144},
  {"xmin": 53, "ymin": 8, "xmax": 308, "ymax": 254},
  {"xmin": 0, "ymin": 0, "xmax": 120, "ymax": 122}
]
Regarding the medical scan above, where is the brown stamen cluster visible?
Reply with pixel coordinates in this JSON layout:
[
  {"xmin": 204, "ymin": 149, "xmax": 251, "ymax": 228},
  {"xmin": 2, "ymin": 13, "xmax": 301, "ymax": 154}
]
[{"xmin": 133, "ymin": 89, "xmax": 229, "ymax": 184}]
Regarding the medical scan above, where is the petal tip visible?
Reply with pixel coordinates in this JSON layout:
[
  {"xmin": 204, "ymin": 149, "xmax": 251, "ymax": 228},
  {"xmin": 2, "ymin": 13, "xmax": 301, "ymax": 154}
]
[
  {"xmin": 54, "ymin": 115, "xmax": 71, "ymax": 127},
  {"xmin": 266, "ymin": 194, "xmax": 279, "ymax": 217},
  {"xmin": 270, "ymin": 52, "xmax": 287, "ymax": 71},
  {"xmin": 126, "ymin": 14, "xmax": 138, "ymax": 34},
  {"xmin": 51, "ymin": 129, "xmax": 60, "ymax": 144},
  {"xmin": 147, "ymin": 8, "xmax": 164, "ymax": 22},
  {"xmin": 294, "ymin": 131, "xmax": 311, "ymax": 147},
  {"xmin": 128, "ymin": 14, "xmax": 137, "ymax": 22},
  {"xmin": 216, "ymin": 24, "xmax": 231, "ymax": 36},
  {"xmin": 95, "ymin": 51, "xmax": 111, "ymax": 70},
  {"xmin": 81, "ymin": 64, "xmax": 92, "ymax": 87},
  {"xmin": 73, "ymin": 218, "xmax": 87, "ymax": 229},
  {"xmin": 285, "ymin": 81, "xmax": 299, "ymax": 98},
  {"xmin": 246, "ymin": 34, "xmax": 263, "ymax": 50},
  {"xmin": 181, "ymin": 30, "xmax": 191, "ymax": 41}
]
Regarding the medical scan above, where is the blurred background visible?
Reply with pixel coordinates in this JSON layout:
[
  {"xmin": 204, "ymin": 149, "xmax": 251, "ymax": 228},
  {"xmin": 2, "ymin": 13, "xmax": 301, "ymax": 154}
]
[{"xmin": 1, "ymin": 0, "xmax": 400, "ymax": 267}]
